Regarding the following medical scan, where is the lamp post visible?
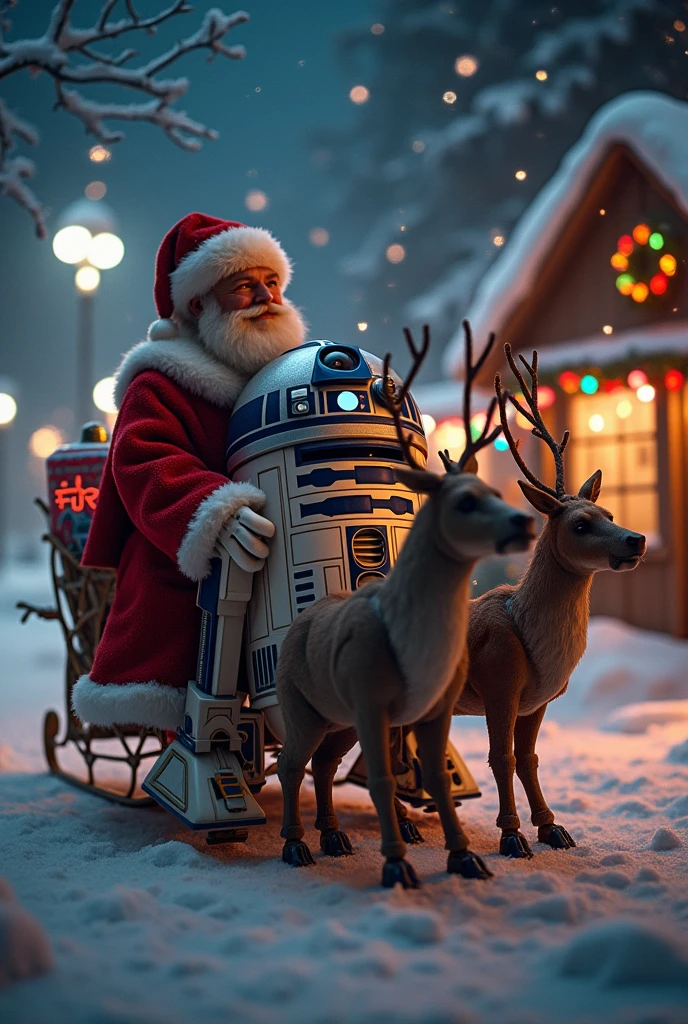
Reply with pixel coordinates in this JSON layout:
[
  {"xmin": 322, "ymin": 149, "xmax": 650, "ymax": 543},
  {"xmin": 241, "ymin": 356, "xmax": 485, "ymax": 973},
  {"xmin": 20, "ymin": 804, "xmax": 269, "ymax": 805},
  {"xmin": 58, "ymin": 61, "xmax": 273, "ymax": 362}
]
[
  {"xmin": 52, "ymin": 200, "xmax": 124, "ymax": 428},
  {"xmin": 0, "ymin": 378, "xmax": 18, "ymax": 566}
]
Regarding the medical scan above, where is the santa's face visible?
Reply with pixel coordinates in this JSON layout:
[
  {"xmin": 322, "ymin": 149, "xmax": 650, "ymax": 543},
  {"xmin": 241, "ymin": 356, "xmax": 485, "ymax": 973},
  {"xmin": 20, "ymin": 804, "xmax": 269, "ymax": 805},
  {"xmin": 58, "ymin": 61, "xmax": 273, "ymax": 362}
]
[{"xmin": 189, "ymin": 267, "xmax": 306, "ymax": 377}]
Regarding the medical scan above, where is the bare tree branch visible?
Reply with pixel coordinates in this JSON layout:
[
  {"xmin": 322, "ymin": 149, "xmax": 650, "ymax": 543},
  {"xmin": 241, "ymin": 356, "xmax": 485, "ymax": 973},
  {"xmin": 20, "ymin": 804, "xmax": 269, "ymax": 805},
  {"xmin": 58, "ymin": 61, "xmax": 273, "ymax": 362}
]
[{"xmin": 0, "ymin": 1, "xmax": 248, "ymax": 233}]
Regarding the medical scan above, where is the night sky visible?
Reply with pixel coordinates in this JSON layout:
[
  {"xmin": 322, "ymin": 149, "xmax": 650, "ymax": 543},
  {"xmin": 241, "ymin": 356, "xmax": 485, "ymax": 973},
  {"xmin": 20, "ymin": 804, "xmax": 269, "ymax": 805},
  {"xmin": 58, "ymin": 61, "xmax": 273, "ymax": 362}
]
[{"xmin": 0, "ymin": 0, "xmax": 374, "ymax": 541}]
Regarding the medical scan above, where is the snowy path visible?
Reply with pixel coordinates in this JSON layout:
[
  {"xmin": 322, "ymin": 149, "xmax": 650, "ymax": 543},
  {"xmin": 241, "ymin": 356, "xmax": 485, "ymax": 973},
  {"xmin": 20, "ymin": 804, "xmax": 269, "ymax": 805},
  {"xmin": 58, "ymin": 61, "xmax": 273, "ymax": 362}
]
[{"xmin": 1, "ymin": 564, "xmax": 688, "ymax": 1023}]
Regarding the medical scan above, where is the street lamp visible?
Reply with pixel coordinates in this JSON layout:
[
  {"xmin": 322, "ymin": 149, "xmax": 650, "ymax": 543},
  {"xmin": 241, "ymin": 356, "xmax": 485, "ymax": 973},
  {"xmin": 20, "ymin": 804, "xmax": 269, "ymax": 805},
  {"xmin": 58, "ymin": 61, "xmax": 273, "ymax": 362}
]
[
  {"xmin": 52, "ymin": 199, "xmax": 124, "ymax": 428},
  {"xmin": 0, "ymin": 377, "xmax": 18, "ymax": 566}
]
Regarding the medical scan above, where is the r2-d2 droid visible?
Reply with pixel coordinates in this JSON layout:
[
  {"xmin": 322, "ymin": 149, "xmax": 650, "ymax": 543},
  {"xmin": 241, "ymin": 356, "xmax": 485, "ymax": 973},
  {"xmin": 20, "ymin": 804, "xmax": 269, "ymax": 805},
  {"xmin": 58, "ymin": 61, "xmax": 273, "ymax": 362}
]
[{"xmin": 144, "ymin": 341, "xmax": 480, "ymax": 835}]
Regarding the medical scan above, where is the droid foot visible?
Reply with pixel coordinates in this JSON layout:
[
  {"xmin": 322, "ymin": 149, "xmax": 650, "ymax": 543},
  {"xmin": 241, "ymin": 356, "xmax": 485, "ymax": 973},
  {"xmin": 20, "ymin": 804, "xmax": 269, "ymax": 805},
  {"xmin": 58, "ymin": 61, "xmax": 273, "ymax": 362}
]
[
  {"xmin": 447, "ymin": 849, "xmax": 493, "ymax": 880},
  {"xmin": 320, "ymin": 829, "xmax": 353, "ymax": 857},
  {"xmin": 538, "ymin": 823, "xmax": 576, "ymax": 849},
  {"xmin": 382, "ymin": 857, "xmax": 420, "ymax": 889},
  {"xmin": 398, "ymin": 818, "xmax": 425, "ymax": 845},
  {"xmin": 499, "ymin": 831, "xmax": 533, "ymax": 859},
  {"xmin": 282, "ymin": 839, "xmax": 315, "ymax": 867}
]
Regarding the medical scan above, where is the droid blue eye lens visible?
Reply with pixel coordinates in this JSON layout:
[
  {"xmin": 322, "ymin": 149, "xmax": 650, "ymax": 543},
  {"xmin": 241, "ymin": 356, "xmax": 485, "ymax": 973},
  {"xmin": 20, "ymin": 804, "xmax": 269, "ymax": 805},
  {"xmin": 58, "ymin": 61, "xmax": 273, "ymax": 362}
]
[{"xmin": 336, "ymin": 391, "xmax": 359, "ymax": 411}]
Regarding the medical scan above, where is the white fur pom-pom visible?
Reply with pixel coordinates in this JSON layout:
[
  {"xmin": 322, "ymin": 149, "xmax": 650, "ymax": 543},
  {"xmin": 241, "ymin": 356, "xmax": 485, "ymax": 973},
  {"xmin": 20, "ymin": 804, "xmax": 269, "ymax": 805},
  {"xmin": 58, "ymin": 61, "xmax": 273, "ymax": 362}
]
[{"xmin": 147, "ymin": 318, "xmax": 178, "ymax": 341}]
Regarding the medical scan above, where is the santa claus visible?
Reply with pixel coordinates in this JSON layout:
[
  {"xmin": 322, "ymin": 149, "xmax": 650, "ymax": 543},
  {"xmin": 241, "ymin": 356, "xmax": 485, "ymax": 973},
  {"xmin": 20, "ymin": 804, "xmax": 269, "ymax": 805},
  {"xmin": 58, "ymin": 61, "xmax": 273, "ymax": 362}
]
[{"xmin": 71, "ymin": 212, "xmax": 306, "ymax": 731}]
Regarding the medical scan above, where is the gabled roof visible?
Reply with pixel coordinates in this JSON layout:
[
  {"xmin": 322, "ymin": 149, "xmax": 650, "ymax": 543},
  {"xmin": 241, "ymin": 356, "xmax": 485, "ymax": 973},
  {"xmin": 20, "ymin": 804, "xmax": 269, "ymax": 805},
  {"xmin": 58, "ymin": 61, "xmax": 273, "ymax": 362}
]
[{"xmin": 444, "ymin": 92, "xmax": 688, "ymax": 378}]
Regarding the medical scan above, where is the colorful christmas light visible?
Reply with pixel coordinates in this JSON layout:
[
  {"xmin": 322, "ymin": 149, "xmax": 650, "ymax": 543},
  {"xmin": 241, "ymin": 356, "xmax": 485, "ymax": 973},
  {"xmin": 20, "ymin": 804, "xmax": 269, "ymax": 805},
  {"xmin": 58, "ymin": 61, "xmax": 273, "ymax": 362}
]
[
  {"xmin": 558, "ymin": 371, "xmax": 580, "ymax": 394},
  {"xmin": 627, "ymin": 369, "xmax": 648, "ymax": 389},
  {"xmin": 538, "ymin": 385, "xmax": 556, "ymax": 409},
  {"xmin": 580, "ymin": 374, "xmax": 599, "ymax": 395},
  {"xmin": 650, "ymin": 272, "xmax": 668, "ymax": 296},
  {"xmin": 648, "ymin": 232, "xmax": 664, "ymax": 250},
  {"xmin": 631, "ymin": 282, "xmax": 649, "ymax": 303},
  {"xmin": 611, "ymin": 226, "xmax": 678, "ymax": 303},
  {"xmin": 659, "ymin": 253, "xmax": 677, "ymax": 276},
  {"xmin": 632, "ymin": 223, "xmax": 651, "ymax": 245},
  {"xmin": 664, "ymin": 369, "xmax": 684, "ymax": 391},
  {"xmin": 637, "ymin": 384, "xmax": 656, "ymax": 403},
  {"xmin": 616, "ymin": 273, "xmax": 635, "ymax": 296}
]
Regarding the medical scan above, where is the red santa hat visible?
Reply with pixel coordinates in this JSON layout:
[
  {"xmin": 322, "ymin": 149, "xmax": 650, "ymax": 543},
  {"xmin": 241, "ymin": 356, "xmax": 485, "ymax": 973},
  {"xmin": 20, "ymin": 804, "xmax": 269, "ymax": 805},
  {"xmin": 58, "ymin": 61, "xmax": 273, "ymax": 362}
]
[{"xmin": 148, "ymin": 212, "xmax": 293, "ymax": 341}]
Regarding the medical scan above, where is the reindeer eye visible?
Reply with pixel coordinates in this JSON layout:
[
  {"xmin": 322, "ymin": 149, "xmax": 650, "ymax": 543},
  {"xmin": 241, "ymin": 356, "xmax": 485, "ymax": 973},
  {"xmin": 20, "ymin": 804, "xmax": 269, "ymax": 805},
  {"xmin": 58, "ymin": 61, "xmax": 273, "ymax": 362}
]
[
  {"xmin": 574, "ymin": 519, "xmax": 590, "ymax": 534},
  {"xmin": 457, "ymin": 494, "xmax": 477, "ymax": 514}
]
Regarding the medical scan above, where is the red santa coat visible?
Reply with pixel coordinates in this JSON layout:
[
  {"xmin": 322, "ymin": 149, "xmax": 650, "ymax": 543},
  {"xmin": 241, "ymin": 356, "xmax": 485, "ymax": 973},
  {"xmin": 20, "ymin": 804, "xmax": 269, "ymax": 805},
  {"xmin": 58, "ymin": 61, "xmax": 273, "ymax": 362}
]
[{"xmin": 71, "ymin": 334, "xmax": 263, "ymax": 730}]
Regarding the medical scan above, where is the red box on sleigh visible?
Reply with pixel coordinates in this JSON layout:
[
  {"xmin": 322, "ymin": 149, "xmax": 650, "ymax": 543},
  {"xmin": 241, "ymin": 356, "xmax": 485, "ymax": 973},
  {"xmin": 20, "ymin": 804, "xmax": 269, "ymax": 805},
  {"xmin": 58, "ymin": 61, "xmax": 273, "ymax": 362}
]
[{"xmin": 46, "ymin": 424, "xmax": 109, "ymax": 558}]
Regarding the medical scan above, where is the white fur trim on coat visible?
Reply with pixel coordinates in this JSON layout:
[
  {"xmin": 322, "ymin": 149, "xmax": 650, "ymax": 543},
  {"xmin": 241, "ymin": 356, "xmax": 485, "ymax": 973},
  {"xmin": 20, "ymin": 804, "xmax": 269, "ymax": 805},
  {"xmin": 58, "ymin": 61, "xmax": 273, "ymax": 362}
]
[
  {"xmin": 170, "ymin": 226, "xmax": 292, "ymax": 315},
  {"xmin": 177, "ymin": 480, "xmax": 266, "ymax": 582},
  {"xmin": 114, "ymin": 336, "xmax": 248, "ymax": 410},
  {"xmin": 71, "ymin": 674, "xmax": 186, "ymax": 730}
]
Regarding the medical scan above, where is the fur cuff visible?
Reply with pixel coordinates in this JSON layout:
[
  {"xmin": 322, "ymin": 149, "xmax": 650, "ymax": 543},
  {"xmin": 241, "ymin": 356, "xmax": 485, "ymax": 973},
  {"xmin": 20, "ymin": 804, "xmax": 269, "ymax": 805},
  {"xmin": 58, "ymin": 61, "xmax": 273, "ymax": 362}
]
[
  {"xmin": 177, "ymin": 480, "xmax": 265, "ymax": 581},
  {"xmin": 71, "ymin": 675, "xmax": 186, "ymax": 730}
]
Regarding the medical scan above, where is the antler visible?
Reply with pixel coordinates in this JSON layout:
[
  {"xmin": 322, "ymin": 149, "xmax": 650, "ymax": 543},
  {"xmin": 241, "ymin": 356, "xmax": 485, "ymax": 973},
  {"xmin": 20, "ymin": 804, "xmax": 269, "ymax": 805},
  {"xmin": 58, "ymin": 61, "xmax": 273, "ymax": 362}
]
[
  {"xmin": 383, "ymin": 324, "xmax": 430, "ymax": 468},
  {"xmin": 439, "ymin": 320, "xmax": 502, "ymax": 474},
  {"xmin": 494, "ymin": 343, "xmax": 569, "ymax": 499}
]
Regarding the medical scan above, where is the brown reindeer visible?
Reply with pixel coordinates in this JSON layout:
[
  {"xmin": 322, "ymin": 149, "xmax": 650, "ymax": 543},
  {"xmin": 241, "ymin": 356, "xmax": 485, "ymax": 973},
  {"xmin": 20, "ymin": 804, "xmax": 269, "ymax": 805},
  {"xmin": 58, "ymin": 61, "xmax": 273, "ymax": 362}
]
[
  {"xmin": 454, "ymin": 344, "xmax": 646, "ymax": 858},
  {"xmin": 275, "ymin": 325, "xmax": 536, "ymax": 888}
]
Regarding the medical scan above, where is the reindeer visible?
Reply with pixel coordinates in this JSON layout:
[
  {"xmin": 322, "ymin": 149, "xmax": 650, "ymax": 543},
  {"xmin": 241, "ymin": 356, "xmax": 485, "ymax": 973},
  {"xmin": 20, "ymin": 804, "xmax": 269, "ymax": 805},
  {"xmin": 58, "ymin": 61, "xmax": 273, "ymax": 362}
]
[
  {"xmin": 275, "ymin": 325, "xmax": 536, "ymax": 888},
  {"xmin": 454, "ymin": 344, "xmax": 647, "ymax": 858}
]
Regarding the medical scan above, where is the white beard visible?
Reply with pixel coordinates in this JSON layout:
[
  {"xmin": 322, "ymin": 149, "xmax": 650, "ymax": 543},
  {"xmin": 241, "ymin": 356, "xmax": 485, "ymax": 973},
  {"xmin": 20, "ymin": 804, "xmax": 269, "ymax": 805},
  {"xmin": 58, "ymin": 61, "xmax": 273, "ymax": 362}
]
[{"xmin": 196, "ymin": 295, "xmax": 307, "ymax": 376}]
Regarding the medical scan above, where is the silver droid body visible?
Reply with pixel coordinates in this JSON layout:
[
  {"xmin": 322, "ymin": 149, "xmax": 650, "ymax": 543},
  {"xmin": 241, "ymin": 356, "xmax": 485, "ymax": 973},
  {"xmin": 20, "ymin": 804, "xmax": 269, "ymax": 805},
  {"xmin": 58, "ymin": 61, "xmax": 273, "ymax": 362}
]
[{"xmin": 143, "ymin": 342, "xmax": 479, "ymax": 834}]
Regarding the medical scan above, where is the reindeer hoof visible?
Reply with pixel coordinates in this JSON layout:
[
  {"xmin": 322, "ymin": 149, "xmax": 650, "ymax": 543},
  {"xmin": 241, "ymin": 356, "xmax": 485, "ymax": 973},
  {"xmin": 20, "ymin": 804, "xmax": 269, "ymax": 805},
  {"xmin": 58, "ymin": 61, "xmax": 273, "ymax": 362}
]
[
  {"xmin": 398, "ymin": 819, "xmax": 425, "ymax": 845},
  {"xmin": 538, "ymin": 823, "xmax": 576, "ymax": 849},
  {"xmin": 320, "ymin": 829, "xmax": 353, "ymax": 857},
  {"xmin": 382, "ymin": 858, "xmax": 420, "ymax": 889},
  {"xmin": 447, "ymin": 849, "xmax": 493, "ymax": 880},
  {"xmin": 282, "ymin": 839, "xmax": 315, "ymax": 867},
  {"xmin": 499, "ymin": 832, "xmax": 533, "ymax": 859}
]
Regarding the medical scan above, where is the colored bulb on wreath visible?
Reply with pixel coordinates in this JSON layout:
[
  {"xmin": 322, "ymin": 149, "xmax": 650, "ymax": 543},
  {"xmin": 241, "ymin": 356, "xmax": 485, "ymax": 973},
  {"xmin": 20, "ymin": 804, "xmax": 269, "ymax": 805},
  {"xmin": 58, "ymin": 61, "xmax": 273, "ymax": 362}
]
[
  {"xmin": 616, "ymin": 273, "xmax": 635, "ymax": 295},
  {"xmin": 631, "ymin": 282, "xmax": 649, "ymax": 303},
  {"xmin": 659, "ymin": 253, "xmax": 677, "ymax": 276},
  {"xmin": 610, "ymin": 252, "xmax": 628, "ymax": 271},
  {"xmin": 648, "ymin": 232, "xmax": 664, "ymax": 250},
  {"xmin": 664, "ymin": 369, "xmax": 684, "ymax": 391},
  {"xmin": 632, "ymin": 223, "xmax": 651, "ymax": 245},
  {"xmin": 627, "ymin": 369, "xmax": 648, "ymax": 389},
  {"xmin": 650, "ymin": 272, "xmax": 668, "ymax": 296},
  {"xmin": 558, "ymin": 371, "xmax": 580, "ymax": 394},
  {"xmin": 580, "ymin": 374, "xmax": 599, "ymax": 395},
  {"xmin": 617, "ymin": 235, "xmax": 634, "ymax": 257}
]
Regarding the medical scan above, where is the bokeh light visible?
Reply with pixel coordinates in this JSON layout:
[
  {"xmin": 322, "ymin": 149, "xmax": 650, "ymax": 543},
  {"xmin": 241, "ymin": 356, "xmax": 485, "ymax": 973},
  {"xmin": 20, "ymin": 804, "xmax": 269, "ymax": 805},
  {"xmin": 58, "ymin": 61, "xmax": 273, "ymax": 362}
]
[
  {"xmin": 88, "ymin": 145, "xmax": 111, "ymax": 163},
  {"xmin": 357, "ymin": 322, "xmax": 368, "ymax": 331},
  {"xmin": 616, "ymin": 399, "xmax": 633, "ymax": 419},
  {"xmin": 558, "ymin": 371, "xmax": 580, "ymax": 394},
  {"xmin": 648, "ymin": 232, "xmax": 664, "ymax": 250},
  {"xmin": 53, "ymin": 225, "xmax": 92, "ymax": 264},
  {"xmin": 650, "ymin": 272, "xmax": 668, "ymax": 296},
  {"xmin": 637, "ymin": 384, "xmax": 656, "ymax": 403},
  {"xmin": 309, "ymin": 227, "xmax": 329, "ymax": 247},
  {"xmin": 371, "ymin": 23, "xmax": 385, "ymax": 35},
  {"xmin": 349, "ymin": 85, "xmax": 370, "ymax": 104},
  {"xmin": 93, "ymin": 377, "xmax": 117, "ymax": 414},
  {"xmin": 85, "ymin": 181, "xmax": 107, "ymax": 200},
  {"xmin": 659, "ymin": 253, "xmax": 677, "ymax": 276},
  {"xmin": 493, "ymin": 235, "xmax": 505, "ymax": 246},
  {"xmin": 632, "ymin": 223, "xmax": 651, "ymax": 245},
  {"xmin": 433, "ymin": 417, "xmax": 466, "ymax": 458},
  {"xmin": 245, "ymin": 189, "xmax": 268, "ymax": 212},
  {"xmin": 443, "ymin": 91, "xmax": 457, "ymax": 104},
  {"xmin": 535, "ymin": 69, "xmax": 548, "ymax": 81},
  {"xmin": 515, "ymin": 170, "xmax": 527, "ymax": 181},
  {"xmin": 588, "ymin": 414, "xmax": 605, "ymax": 433},
  {"xmin": 627, "ymin": 369, "xmax": 648, "ymax": 389},
  {"xmin": 538, "ymin": 385, "xmax": 556, "ymax": 409},
  {"xmin": 602, "ymin": 325, "xmax": 613, "ymax": 335},
  {"xmin": 455, "ymin": 55, "xmax": 479, "ymax": 76},
  {"xmin": 29, "ymin": 426, "xmax": 63, "ymax": 458},
  {"xmin": 88, "ymin": 232, "xmax": 124, "ymax": 270},
  {"xmin": 494, "ymin": 435, "xmax": 509, "ymax": 451},
  {"xmin": 0, "ymin": 393, "xmax": 17, "ymax": 426},
  {"xmin": 610, "ymin": 252, "xmax": 628, "ymax": 271},
  {"xmin": 385, "ymin": 244, "xmax": 406, "ymax": 264},
  {"xmin": 580, "ymin": 374, "xmax": 599, "ymax": 395},
  {"xmin": 665, "ymin": 369, "xmax": 684, "ymax": 391},
  {"xmin": 412, "ymin": 140, "xmax": 425, "ymax": 153},
  {"xmin": 615, "ymin": 273, "xmax": 635, "ymax": 296},
  {"xmin": 631, "ymin": 282, "xmax": 649, "ymax": 303},
  {"xmin": 421, "ymin": 414, "xmax": 436, "ymax": 437},
  {"xmin": 75, "ymin": 266, "xmax": 100, "ymax": 292}
]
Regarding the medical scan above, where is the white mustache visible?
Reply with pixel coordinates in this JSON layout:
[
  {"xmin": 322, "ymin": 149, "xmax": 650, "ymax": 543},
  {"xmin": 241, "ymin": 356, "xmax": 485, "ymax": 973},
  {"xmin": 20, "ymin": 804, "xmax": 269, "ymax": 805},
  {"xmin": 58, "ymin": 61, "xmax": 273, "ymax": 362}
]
[{"xmin": 236, "ymin": 302, "xmax": 288, "ymax": 320}]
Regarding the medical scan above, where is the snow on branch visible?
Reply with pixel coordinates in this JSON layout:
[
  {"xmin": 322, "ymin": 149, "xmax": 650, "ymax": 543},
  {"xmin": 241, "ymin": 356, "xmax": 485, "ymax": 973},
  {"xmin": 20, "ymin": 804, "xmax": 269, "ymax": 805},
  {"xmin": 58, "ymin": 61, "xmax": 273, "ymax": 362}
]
[{"xmin": 0, "ymin": 1, "xmax": 249, "ymax": 237}]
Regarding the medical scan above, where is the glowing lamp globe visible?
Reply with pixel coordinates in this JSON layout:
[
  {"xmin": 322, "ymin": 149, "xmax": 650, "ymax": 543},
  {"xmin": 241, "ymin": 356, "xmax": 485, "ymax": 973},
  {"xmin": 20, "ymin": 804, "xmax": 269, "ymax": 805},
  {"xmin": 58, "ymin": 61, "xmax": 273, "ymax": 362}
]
[
  {"xmin": 88, "ymin": 232, "xmax": 124, "ymax": 270},
  {"xmin": 53, "ymin": 225, "xmax": 92, "ymax": 264},
  {"xmin": 580, "ymin": 374, "xmax": 599, "ymax": 395},
  {"xmin": 558, "ymin": 371, "xmax": 580, "ymax": 394},
  {"xmin": 627, "ymin": 369, "xmax": 648, "ymax": 389},
  {"xmin": 665, "ymin": 369, "xmax": 684, "ymax": 391},
  {"xmin": 0, "ymin": 392, "xmax": 17, "ymax": 426},
  {"xmin": 93, "ymin": 376, "xmax": 118, "ymax": 414}
]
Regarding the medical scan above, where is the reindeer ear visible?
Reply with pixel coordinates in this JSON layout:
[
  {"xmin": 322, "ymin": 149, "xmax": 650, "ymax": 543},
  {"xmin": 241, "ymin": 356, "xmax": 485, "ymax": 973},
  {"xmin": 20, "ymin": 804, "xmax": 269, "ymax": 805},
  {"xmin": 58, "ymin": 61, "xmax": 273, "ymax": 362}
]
[
  {"xmin": 462, "ymin": 454, "xmax": 479, "ymax": 475},
  {"xmin": 395, "ymin": 467, "xmax": 444, "ymax": 493},
  {"xmin": 518, "ymin": 480, "xmax": 564, "ymax": 516},
  {"xmin": 578, "ymin": 469, "xmax": 602, "ymax": 503}
]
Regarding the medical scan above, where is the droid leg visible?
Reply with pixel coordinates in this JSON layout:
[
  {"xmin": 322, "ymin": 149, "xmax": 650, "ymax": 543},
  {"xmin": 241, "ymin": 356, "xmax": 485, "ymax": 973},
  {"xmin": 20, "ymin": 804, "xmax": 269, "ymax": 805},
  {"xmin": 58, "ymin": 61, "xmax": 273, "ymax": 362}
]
[
  {"xmin": 312, "ymin": 728, "xmax": 357, "ymax": 857},
  {"xmin": 143, "ymin": 551, "xmax": 267, "ymax": 833},
  {"xmin": 413, "ymin": 711, "xmax": 493, "ymax": 880}
]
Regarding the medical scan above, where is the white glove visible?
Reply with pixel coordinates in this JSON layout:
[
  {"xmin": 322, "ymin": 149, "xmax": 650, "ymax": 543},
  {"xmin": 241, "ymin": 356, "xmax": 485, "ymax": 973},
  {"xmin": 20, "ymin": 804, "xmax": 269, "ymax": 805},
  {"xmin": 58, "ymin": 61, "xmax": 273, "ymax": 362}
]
[{"xmin": 215, "ymin": 506, "xmax": 275, "ymax": 573}]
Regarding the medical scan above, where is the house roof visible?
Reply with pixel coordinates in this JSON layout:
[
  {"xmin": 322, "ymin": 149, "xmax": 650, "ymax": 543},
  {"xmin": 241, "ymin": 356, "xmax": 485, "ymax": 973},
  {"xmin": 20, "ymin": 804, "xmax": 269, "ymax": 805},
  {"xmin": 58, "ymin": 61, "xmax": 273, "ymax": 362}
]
[
  {"xmin": 535, "ymin": 320, "xmax": 688, "ymax": 374},
  {"xmin": 444, "ymin": 92, "xmax": 688, "ymax": 378}
]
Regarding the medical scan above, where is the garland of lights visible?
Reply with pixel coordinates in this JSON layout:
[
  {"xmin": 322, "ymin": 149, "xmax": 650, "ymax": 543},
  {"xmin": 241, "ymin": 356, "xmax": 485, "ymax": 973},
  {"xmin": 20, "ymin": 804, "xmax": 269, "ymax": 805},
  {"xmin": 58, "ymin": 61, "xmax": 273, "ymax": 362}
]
[{"xmin": 611, "ymin": 223, "xmax": 678, "ymax": 303}]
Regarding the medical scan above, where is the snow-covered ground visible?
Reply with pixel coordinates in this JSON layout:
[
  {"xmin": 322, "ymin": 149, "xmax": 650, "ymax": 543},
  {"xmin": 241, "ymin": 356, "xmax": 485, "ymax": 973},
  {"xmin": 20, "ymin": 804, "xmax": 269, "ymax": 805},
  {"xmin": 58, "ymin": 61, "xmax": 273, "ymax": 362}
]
[{"xmin": 1, "ymin": 562, "xmax": 688, "ymax": 1023}]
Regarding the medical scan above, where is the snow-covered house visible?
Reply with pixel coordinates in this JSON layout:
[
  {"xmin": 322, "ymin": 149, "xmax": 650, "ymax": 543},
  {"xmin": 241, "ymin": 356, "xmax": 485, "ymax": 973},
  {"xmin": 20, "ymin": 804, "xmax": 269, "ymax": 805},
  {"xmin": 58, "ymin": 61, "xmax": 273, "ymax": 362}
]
[{"xmin": 441, "ymin": 92, "xmax": 688, "ymax": 638}]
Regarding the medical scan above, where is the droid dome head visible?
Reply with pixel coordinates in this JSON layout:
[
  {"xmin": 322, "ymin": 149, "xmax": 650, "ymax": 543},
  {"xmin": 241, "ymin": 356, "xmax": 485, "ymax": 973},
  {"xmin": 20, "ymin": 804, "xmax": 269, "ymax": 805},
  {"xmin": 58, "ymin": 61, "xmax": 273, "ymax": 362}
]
[{"xmin": 226, "ymin": 341, "xmax": 427, "ymax": 475}]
